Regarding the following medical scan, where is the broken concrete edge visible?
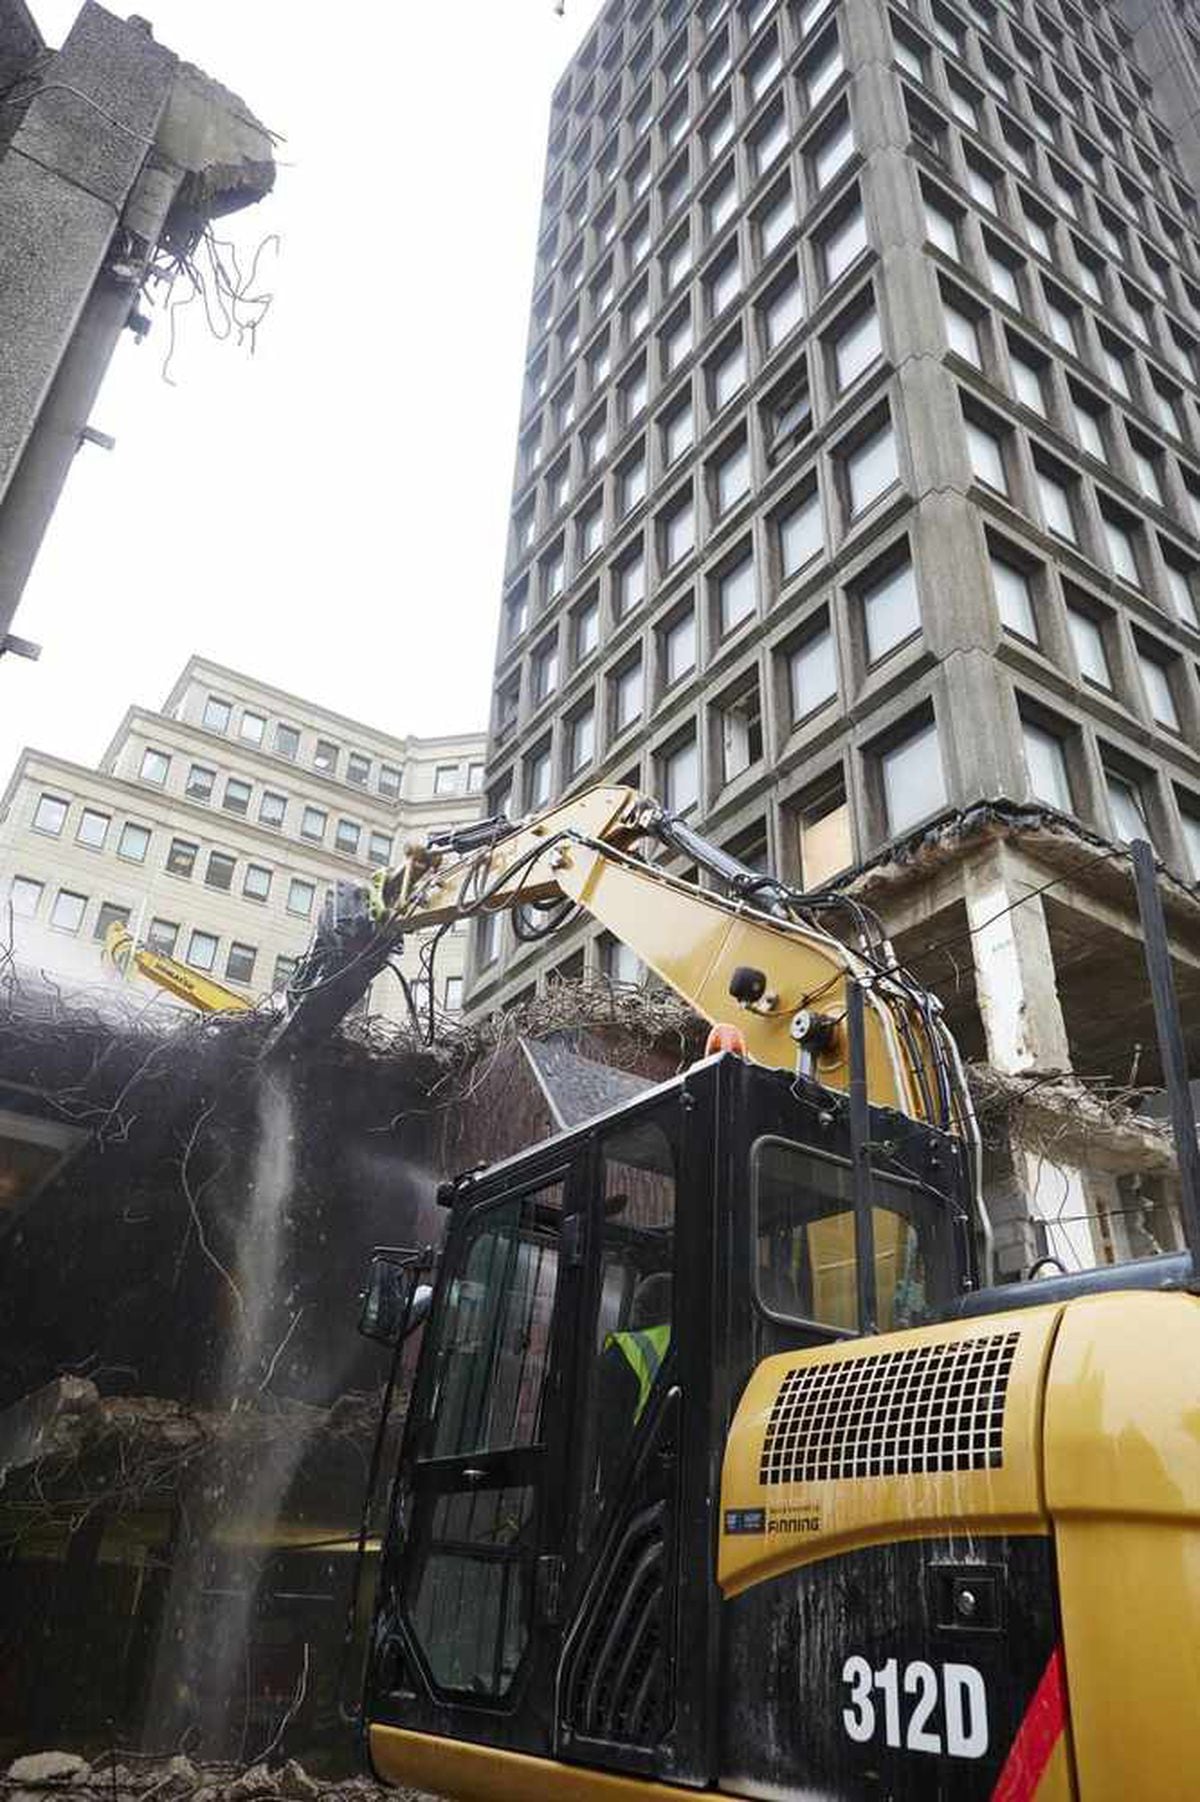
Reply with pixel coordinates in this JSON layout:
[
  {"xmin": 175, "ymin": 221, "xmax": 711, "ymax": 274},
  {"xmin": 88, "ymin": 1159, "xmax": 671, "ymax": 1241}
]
[
  {"xmin": 154, "ymin": 54, "xmax": 276, "ymax": 242},
  {"xmin": 1, "ymin": 4, "xmax": 276, "ymax": 235},
  {"xmin": 839, "ymin": 797, "xmax": 1200, "ymax": 927}
]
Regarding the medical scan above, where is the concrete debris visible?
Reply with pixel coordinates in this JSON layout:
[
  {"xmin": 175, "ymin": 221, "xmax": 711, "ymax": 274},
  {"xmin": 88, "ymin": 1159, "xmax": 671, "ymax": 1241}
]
[
  {"xmin": 0, "ymin": 1376, "xmax": 395, "ymax": 1495},
  {"xmin": 1, "ymin": 1756, "xmax": 434, "ymax": 1801},
  {"xmin": 970, "ymin": 1065, "xmax": 1176, "ymax": 1177},
  {"xmin": 0, "ymin": 1376, "xmax": 331, "ymax": 1478},
  {"xmin": 273, "ymin": 1765, "xmax": 319, "ymax": 1802},
  {"xmin": 143, "ymin": 1756, "xmax": 197, "ymax": 1800},
  {"xmin": 156, "ymin": 58, "xmax": 276, "ymax": 234},
  {"xmin": 5, "ymin": 1752, "xmax": 87, "ymax": 1783}
]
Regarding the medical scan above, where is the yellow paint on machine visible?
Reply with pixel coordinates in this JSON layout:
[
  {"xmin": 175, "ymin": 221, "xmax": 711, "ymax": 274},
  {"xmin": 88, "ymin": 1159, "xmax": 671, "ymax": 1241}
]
[
  {"xmin": 718, "ymin": 1304, "xmax": 1060, "ymax": 1596},
  {"xmin": 1043, "ymin": 1291, "xmax": 1200, "ymax": 1802},
  {"xmin": 378, "ymin": 782, "xmax": 959, "ymax": 1129},
  {"xmin": 370, "ymin": 1720, "xmax": 1076, "ymax": 1802},
  {"xmin": 368, "ymin": 1728, "xmax": 710, "ymax": 1801},
  {"xmin": 372, "ymin": 1293, "xmax": 1200, "ymax": 1800},
  {"xmin": 554, "ymin": 836, "xmax": 922, "ymax": 1116}
]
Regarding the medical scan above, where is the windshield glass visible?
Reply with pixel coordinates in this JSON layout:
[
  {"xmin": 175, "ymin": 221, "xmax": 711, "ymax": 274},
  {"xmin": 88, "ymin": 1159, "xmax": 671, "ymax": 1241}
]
[{"xmin": 752, "ymin": 1136, "xmax": 947, "ymax": 1333}]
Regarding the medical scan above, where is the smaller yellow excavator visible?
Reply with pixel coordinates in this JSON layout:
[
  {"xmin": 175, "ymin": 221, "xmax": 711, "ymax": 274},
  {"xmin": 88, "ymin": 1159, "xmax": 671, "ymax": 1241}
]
[{"xmin": 103, "ymin": 921, "xmax": 253, "ymax": 1015}]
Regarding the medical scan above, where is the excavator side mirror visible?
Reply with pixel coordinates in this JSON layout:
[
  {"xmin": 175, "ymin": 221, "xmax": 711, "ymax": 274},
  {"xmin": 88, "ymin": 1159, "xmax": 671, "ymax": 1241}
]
[{"xmin": 358, "ymin": 1248, "xmax": 433, "ymax": 1347}]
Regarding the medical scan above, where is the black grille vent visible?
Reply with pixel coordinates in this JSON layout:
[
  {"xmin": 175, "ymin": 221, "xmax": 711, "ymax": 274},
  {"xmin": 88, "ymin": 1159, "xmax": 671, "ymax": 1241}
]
[
  {"xmin": 562, "ymin": 1501, "xmax": 669, "ymax": 1749},
  {"xmin": 759, "ymin": 1332, "xmax": 1019, "ymax": 1486}
]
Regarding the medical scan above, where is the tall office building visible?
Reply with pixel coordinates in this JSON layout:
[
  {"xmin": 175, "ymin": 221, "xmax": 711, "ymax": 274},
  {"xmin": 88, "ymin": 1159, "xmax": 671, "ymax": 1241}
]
[
  {"xmin": 474, "ymin": 0, "xmax": 1200, "ymax": 1269},
  {"xmin": 0, "ymin": 656, "xmax": 486, "ymax": 1022}
]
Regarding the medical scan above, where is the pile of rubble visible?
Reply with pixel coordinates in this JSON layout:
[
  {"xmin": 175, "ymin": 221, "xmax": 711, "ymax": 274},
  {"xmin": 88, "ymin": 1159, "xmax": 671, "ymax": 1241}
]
[{"xmin": 1, "ymin": 1752, "xmax": 437, "ymax": 1802}]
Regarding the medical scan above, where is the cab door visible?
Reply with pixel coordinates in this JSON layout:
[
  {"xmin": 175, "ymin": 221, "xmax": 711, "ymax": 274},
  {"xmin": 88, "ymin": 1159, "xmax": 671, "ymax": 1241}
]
[
  {"xmin": 554, "ymin": 1085, "xmax": 719, "ymax": 1789},
  {"xmin": 376, "ymin": 1160, "xmax": 582, "ymax": 1751}
]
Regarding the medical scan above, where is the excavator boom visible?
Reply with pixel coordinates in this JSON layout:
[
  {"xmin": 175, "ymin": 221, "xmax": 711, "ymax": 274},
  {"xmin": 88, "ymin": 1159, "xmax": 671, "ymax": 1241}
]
[{"xmin": 272, "ymin": 784, "xmax": 970, "ymax": 1140}]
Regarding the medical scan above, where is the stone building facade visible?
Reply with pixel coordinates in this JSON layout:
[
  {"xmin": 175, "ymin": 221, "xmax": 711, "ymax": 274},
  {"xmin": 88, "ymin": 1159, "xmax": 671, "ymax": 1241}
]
[
  {"xmin": 0, "ymin": 656, "xmax": 486, "ymax": 1021},
  {"xmin": 471, "ymin": 0, "xmax": 1200, "ymax": 1271}
]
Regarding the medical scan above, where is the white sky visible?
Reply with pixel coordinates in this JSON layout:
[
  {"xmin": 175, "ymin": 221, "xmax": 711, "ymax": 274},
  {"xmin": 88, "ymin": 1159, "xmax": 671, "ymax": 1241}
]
[{"xmin": 2, "ymin": 0, "xmax": 604, "ymax": 773}]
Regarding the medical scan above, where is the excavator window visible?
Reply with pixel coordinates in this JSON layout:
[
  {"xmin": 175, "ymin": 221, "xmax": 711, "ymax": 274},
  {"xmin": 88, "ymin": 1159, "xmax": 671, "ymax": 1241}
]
[
  {"xmin": 578, "ymin": 1118, "xmax": 676, "ymax": 1547},
  {"xmin": 425, "ymin": 1184, "xmax": 562, "ymax": 1458},
  {"xmin": 752, "ymin": 1136, "xmax": 948, "ymax": 1335},
  {"xmin": 404, "ymin": 1179, "xmax": 563, "ymax": 1698}
]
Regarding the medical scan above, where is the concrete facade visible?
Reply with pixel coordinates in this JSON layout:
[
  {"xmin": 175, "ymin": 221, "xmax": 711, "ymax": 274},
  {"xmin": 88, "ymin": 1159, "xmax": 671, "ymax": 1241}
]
[
  {"xmin": 473, "ymin": 0, "xmax": 1200, "ymax": 1272},
  {"xmin": 0, "ymin": 656, "xmax": 486, "ymax": 1020},
  {"xmin": 0, "ymin": 1, "xmax": 274, "ymax": 654}
]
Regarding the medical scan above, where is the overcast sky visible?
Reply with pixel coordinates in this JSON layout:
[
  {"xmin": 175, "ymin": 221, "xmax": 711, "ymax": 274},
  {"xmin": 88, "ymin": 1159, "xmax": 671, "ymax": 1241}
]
[{"xmin": 2, "ymin": 0, "xmax": 603, "ymax": 773}]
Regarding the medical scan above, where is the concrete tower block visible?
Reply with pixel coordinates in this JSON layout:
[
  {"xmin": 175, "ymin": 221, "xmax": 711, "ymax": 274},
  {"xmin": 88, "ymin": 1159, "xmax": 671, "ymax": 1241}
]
[{"xmin": 1119, "ymin": 0, "xmax": 1200, "ymax": 195}]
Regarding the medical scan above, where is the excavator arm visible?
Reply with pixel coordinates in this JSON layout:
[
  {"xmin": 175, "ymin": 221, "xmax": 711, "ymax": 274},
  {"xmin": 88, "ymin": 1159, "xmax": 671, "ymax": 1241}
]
[
  {"xmin": 104, "ymin": 922, "xmax": 253, "ymax": 1015},
  {"xmin": 272, "ymin": 785, "xmax": 971, "ymax": 1138}
]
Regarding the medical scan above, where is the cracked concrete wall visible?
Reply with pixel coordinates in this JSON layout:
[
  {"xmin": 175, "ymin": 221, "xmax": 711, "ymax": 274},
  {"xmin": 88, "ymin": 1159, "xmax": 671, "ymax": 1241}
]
[
  {"xmin": 0, "ymin": 5, "xmax": 175, "ymax": 501},
  {"xmin": 0, "ymin": 0, "xmax": 40, "ymax": 100},
  {"xmin": 0, "ymin": 1, "xmax": 274, "ymax": 648}
]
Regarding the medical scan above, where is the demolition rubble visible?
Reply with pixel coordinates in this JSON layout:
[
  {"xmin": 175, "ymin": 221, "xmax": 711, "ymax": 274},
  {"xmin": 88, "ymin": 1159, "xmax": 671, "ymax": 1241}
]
[
  {"xmin": 0, "ymin": 968, "xmax": 698, "ymax": 1774},
  {"xmin": 1, "ymin": 1749, "xmax": 431, "ymax": 1801}
]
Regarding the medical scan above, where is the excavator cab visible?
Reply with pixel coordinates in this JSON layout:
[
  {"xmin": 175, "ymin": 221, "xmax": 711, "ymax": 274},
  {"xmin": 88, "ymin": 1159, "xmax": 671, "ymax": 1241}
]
[{"xmin": 365, "ymin": 1050, "xmax": 973, "ymax": 1793}]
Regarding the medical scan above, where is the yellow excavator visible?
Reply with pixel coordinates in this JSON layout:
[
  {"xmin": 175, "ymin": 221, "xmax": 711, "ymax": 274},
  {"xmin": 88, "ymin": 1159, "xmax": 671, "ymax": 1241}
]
[
  {"xmin": 256, "ymin": 788, "xmax": 1200, "ymax": 1796},
  {"xmin": 103, "ymin": 921, "xmax": 253, "ymax": 1014}
]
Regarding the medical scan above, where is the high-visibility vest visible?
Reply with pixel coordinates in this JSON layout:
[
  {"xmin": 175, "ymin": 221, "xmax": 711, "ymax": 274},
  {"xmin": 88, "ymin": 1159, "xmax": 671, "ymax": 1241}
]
[{"xmin": 606, "ymin": 1323, "xmax": 671, "ymax": 1422}]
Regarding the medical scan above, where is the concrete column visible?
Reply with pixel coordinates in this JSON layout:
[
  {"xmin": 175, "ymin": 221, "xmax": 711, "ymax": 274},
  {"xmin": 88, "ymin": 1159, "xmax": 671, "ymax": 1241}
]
[
  {"xmin": 980, "ymin": 1138, "xmax": 1043, "ymax": 1280},
  {"xmin": 1019, "ymin": 1154, "xmax": 1101, "ymax": 1273},
  {"xmin": 962, "ymin": 841, "xmax": 1110, "ymax": 1272},
  {"xmin": 936, "ymin": 646, "xmax": 1026, "ymax": 808},
  {"xmin": 963, "ymin": 839, "xmax": 1071, "ymax": 1076}
]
